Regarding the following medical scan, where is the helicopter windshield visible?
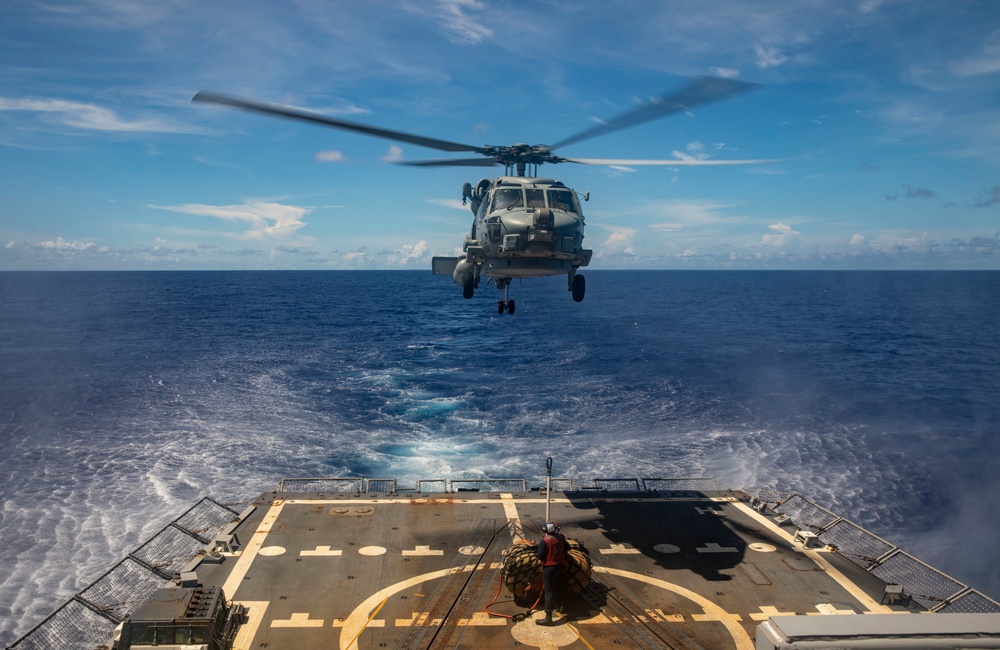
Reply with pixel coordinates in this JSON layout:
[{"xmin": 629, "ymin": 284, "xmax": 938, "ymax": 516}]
[
  {"xmin": 490, "ymin": 188, "xmax": 523, "ymax": 212},
  {"xmin": 547, "ymin": 189, "xmax": 577, "ymax": 213},
  {"xmin": 526, "ymin": 189, "xmax": 546, "ymax": 208}
]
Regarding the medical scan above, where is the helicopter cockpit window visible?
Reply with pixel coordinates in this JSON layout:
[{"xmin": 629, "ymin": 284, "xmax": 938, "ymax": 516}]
[
  {"xmin": 526, "ymin": 189, "xmax": 546, "ymax": 208},
  {"xmin": 491, "ymin": 189, "xmax": 523, "ymax": 212},
  {"xmin": 547, "ymin": 189, "xmax": 577, "ymax": 213}
]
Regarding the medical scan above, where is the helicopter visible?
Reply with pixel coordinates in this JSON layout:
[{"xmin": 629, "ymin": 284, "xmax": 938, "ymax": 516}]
[{"xmin": 193, "ymin": 77, "xmax": 768, "ymax": 314}]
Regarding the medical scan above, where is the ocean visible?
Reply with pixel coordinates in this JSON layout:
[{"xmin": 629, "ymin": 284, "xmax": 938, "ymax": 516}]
[{"xmin": 1, "ymin": 270, "xmax": 998, "ymax": 643}]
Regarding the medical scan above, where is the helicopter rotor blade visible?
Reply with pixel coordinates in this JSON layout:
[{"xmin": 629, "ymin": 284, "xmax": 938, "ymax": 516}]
[
  {"xmin": 563, "ymin": 156, "xmax": 780, "ymax": 166},
  {"xmin": 193, "ymin": 91, "xmax": 486, "ymax": 155},
  {"xmin": 396, "ymin": 157, "xmax": 500, "ymax": 167},
  {"xmin": 549, "ymin": 76, "xmax": 760, "ymax": 151}
]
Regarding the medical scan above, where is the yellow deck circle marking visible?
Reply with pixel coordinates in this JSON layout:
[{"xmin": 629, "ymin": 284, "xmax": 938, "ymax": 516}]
[
  {"xmin": 358, "ymin": 546, "xmax": 387, "ymax": 556},
  {"xmin": 594, "ymin": 566, "xmax": 753, "ymax": 649},
  {"xmin": 749, "ymin": 542, "xmax": 777, "ymax": 552},
  {"xmin": 258, "ymin": 546, "xmax": 286, "ymax": 556},
  {"xmin": 510, "ymin": 611, "xmax": 577, "ymax": 647}
]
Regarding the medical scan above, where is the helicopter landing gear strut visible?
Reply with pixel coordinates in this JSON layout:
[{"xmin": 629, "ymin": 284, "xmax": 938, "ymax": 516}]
[
  {"xmin": 497, "ymin": 279, "xmax": 515, "ymax": 315},
  {"xmin": 569, "ymin": 271, "xmax": 586, "ymax": 302}
]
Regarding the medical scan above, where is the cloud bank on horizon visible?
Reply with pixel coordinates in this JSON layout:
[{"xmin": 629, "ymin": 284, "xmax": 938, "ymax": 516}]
[{"xmin": 2, "ymin": 0, "xmax": 999, "ymax": 270}]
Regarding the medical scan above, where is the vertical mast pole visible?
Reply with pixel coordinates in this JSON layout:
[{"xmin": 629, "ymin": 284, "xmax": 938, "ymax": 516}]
[{"xmin": 545, "ymin": 456, "xmax": 553, "ymax": 522}]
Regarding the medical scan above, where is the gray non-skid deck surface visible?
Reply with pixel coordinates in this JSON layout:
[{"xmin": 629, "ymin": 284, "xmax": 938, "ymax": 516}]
[{"xmin": 196, "ymin": 491, "xmax": 890, "ymax": 649}]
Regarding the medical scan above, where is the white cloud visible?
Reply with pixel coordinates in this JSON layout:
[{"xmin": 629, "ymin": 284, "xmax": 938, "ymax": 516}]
[
  {"xmin": 850, "ymin": 233, "xmax": 866, "ymax": 245},
  {"xmin": 710, "ymin": 67, "xmax": 740, "ymax": 78},
  {"xmin": 39, "ymin": 236, "xmax": 96, "ymax": 251},
  {"xmin": 382, "ymin": 145, "xmax": 405, "ymax": 163},
  {"xmin": 150, "ymin": 201, "xmax": 310, "ymax": 240},
  {"xmin": 760, "ymin": 222, "xmax": 801, "ymax": 251},
  {"xmin": 0, "ymin": 97, "xmax": 197, "ymax": 133},
  {"xmin": 385, "ymin": 240, "xmax": 429, "ymax": 266},
  {"xmin": 754, "ymin": 45, "xmax": 789, "ymax": 68},
  {"xmin": 315, "ymin": 150, "xmax": 346, "ymax": 163},
  {"xmin": 415, "ymin": 0, "xmax": 493, "ymax": 45}
]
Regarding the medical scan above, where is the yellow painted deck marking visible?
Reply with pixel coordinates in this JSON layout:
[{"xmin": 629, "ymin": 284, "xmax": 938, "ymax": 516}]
[
  {"xmin": 223, "ymin": 501, "xmax": 285, "ymax": 599},
  {"xmin": 342, "ymin": 598, "xmax": 386, "ymax": 649},
  {"xmin": 500, "ymin": 493, "xmax": 526, "ymax": 541},
  {"xmin": 271, "ymin": 612, "xmax": 325, "ymax": 628},
  {"xmin": 332, "ymin": 618, "xmax": 384, "ymax": 627},
  {"xmin": 457, "ymin": 611, "xmax": 508, "ymax": 626},
  {"xmin": 231, "ymin": 601, "xmax": 267, "ymax": 650},
  {"xmin": 594, "ymin": 566, "xmax": 754, "ymax": 650},
  {"xmin": 750, "ymin": 605, "xmax": 796, "ymax": 621},
  {"xmin": 730, "ymin": 500, "xmax": 893, "ymax": 614},
  {"xmin": 339, "ymin": 566, "xmax": 476, "ymax": 649}
]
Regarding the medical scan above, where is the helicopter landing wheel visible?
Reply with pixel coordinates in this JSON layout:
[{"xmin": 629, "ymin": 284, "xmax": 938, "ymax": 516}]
[
  {"xmin": 572, "ymin": 274, "xmax": 586, "ymax": 302},
  {"xmin": 497, "ymin": 299, "xmax": 516, "ymax": 315},
  {"xmin": 462, "ymin": 273, "xmax": 474, "ymax": 299}
]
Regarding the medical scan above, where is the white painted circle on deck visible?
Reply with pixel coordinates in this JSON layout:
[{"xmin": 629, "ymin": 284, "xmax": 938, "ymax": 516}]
[
  {"xmin": 749, "ymin": 543, "xmax": 777, "ymax": 553},
  {"xmin": 259, "ymin": 546, "xmax": 286, "ymax": 556},
  {"xmin": 359, "ymin": 546, "xmax": 387, "ymax": 556},
  {"xmin": 459, "ymin": 545, "xmax": 486, "ymax": 555},
  {"xmin": 654, "ymin": 544, "xmax": 681, "ymax": 554}
]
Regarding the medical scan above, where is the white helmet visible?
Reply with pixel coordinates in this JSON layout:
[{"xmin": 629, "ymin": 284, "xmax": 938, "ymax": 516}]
[{"xmin": 543, "ymin": 522, "xmax": 558, "ymax": 534}]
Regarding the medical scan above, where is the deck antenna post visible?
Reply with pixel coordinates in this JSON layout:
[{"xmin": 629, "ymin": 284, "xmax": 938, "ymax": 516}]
[{"xmin": 545, "ymin": 457, "xmax": 553, "ymax": 522}]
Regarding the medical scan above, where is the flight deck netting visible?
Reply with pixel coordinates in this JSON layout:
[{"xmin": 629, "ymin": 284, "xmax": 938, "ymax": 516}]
[
  {"xmin": 872, "ymin": 551, "xmax": 967, "ymax": 611},
  {"xmin": 643, "ymin": 477, "xmax": 718, "ymax": 492},
  {"xmin": 938, "ymin": 590, "xmax": 1000, "ymax": 614},
  {"xmin": 590, "ymin": 478, "xmax": 642, "ymax": 492},
  {"xmin": 773, "ymin": 494, "xmax": 839, "ymax": 530},
  {"xmin": 78, "ymin": 557, "xmax": 166, "ymax": 620},
  {"xmin": 278, "ymin": 477, "xmax": 363, "ymax": 493},
  {"xmin": 7, "ymin": 600, "xmax": 115, "ymax": 650},
  {"xmin": 8, "ymin": 497, "xmax": 239, "ymax": 650},
  {"xmin": 366, "ymin": 478, "xmax": 397, "ymax": 493},
  {"xmin": 174, "ymin": 497, "xmax": 242, "ymax": 535},
  {"xmin": 450, "ymin": 479, "xmax": 527, "ymax": 492},
  {"xmin": 819, "ymin": 519, "xmax": 895, "ymax": 568}
]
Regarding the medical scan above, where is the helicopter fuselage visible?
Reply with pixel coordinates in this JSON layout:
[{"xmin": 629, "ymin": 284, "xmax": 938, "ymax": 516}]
[{"xmin": 432, "ymin": 176, "xmax": 592, "ymax": 311}]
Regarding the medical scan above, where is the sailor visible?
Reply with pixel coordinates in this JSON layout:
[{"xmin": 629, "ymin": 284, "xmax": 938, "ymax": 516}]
[{"xmin": 535, "ymin": 521, "xmax": 570, "ymax": 626}]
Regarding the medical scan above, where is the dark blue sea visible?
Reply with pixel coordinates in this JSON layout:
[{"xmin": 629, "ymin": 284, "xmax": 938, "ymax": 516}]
[{"xmin": 1, "ymin": 270, "xmax": 998, "ymax": 641}]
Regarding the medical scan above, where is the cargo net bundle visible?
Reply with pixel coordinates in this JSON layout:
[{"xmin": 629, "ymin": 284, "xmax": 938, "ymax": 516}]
[
  {"xmin": 9, "ymin": 497, "xmax": 241, "ymax": 650},
  {"xmin": 772, "ymin": 493, "xmax": 1000, "ymax": 614}
]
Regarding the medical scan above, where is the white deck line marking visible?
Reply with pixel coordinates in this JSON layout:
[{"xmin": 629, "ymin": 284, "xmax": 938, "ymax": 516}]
[
  {"xmin": 697, "ymin": 542, "xmax": 739, "ymax": 553},
  {"xmin": 600, "ymin": 543, "xmax": 641, "ymax": 554},
  {"xmin": 594, "ymin": 566, "xmax": 753, "ymax": 650},
  {"xmin": 729, "ymin": 500, "xmax": 893, "ymax": 614},
  {"xmin": 224, "ymin": 501, "xmax": 285, "ymax": 599},
  {"xmin": 402, "ymin": 545, "xmax": 443, "ymax": 556},
  {"xmin": 300, "ymin": 545, "xmax": 342, "ymax": 556},
  {"xmin": 500, "ymin": 493, "xmax": 526, "ymax": 541},
  {"xmin": 231, "ymin": 601, "xmax": 267, "ymax": 650}
]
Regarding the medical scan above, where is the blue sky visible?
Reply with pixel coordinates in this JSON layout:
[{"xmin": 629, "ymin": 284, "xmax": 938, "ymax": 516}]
[{"xmin": 2, "ymin": 0, "xmax": 999, "ymax": 270}]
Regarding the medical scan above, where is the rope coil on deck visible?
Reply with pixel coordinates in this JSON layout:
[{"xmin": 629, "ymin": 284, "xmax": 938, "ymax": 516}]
[{"xmin": 501, "ymin": 538, "xmax": 592, "ymax": 606}]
